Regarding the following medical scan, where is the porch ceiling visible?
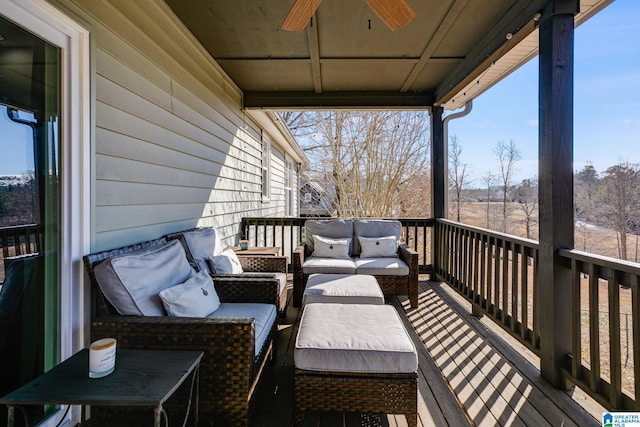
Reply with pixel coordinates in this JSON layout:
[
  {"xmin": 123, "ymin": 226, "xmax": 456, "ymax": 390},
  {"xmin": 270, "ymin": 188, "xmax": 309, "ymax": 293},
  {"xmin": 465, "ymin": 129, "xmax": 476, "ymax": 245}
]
[{"xmin": 164, "ymin": 0, "xmax": 613, "ymax": 110}]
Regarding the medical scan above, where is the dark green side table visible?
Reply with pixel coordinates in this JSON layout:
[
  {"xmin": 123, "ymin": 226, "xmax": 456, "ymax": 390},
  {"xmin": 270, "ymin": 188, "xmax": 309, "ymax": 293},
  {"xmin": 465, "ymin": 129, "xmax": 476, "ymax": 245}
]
[{"xmin": 0, "ymin": 349, "xmax": 203, "ymax": 427}]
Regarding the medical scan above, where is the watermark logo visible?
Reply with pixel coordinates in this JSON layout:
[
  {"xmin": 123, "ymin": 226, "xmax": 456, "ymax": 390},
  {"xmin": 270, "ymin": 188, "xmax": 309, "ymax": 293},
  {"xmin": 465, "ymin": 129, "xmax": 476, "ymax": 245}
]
[{"xmin": 603, "ymin": 412, "xmax": 640, "ymax": 427}]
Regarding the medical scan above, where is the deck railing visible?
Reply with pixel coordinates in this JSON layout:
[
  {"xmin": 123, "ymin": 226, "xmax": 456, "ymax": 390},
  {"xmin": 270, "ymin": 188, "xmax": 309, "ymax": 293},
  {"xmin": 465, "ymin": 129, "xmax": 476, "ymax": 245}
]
[
  {"xmin": 433, "ymin": 219, "xmax": 540, "ymax": 353},
  {"xmin": 0, "ymin": 224, "xmax": 42, "ymax": 282},
  {"xmin": 240, "ymin": 217, "xmax": 433, "ymax": 273},
  {"xmin": 559, "ymin": 248, "xmax": 640, "ymax": 410},
  {"xmin": 434, "ymin": 218, "xmax": 640, "ymax": 411}
]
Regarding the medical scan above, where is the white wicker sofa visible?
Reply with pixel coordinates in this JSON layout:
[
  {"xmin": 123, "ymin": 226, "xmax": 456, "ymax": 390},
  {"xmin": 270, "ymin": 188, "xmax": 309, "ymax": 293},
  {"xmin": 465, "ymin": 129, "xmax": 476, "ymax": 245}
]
[{"xmin": 292, "ymin": 219, "xmax": 419, "ymax": 308}]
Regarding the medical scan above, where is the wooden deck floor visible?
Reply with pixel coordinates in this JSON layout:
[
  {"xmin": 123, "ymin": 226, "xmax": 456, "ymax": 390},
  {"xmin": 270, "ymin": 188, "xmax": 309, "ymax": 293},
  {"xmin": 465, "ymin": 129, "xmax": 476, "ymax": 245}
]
[{"xmin": 249, "ymin": 279, "xmax": 602, "ymax": 427}]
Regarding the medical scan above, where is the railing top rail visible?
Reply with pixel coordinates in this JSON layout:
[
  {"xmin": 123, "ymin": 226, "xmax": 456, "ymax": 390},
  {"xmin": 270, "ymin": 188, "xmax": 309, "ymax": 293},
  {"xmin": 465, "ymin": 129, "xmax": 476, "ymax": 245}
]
[
  {"xmin": 242, "ymin": 216, "xmax": 433, "ymax": 221},
  {"xmin": 559, "ymin": 248, "xmax": 640, "ymax": 276},
  {"xmin": 0, "ymin": 224, "xmax": 40, "ymax": 232},
  {"xmin": 242, "ymin": 217, "xmax": 434, "ymax": 227},
  {"xmin": 436, "ymin": 218, "xmax": 539, "ymax": 248}
]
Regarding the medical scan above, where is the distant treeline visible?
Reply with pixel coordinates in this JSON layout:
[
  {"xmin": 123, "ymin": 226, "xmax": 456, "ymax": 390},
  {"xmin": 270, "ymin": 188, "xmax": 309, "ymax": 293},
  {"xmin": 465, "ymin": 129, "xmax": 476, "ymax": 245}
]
[{"xmin": 0, "ymin": 175, "xmax": 37, "ymax": 227}]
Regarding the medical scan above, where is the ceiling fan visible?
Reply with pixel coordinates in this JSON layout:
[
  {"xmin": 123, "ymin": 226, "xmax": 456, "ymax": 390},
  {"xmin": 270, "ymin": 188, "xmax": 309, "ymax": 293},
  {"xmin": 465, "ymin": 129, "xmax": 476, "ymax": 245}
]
[{"xmin": 281, "ymin": 0, "xmax": 416, "ymax": 32}]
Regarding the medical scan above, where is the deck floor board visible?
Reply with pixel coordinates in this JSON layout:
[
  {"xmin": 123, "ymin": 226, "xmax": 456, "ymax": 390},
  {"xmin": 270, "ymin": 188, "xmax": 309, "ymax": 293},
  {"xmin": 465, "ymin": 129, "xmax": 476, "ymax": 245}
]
[{"xmin": 249, "ymin": 279, "xmax": 601, "ymax": 426}]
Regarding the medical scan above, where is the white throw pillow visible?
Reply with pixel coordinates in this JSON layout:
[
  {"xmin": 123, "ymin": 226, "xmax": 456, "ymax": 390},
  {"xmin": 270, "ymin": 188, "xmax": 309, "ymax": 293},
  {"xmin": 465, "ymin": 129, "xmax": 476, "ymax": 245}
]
[
  {"xmin": 159, "ymin": 271, "xmax": 221, "ymax": 317},
  {"xmin": 358, "ymin": 235, "xmax": 398, "ymax": 258},
  {"xmin": 312, "ymin": 235, "xmax": 351, "ymax": 259},
  {"xmin": 208, "ymin": 248, "xmax": 244, "ymax": 274}
]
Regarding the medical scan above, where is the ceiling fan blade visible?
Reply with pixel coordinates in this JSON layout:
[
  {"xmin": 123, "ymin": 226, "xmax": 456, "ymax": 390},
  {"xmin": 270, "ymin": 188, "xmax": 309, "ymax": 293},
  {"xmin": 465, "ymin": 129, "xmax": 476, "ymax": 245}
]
[
  {"xmin": 282, "ymin": 0, "xmax": 322, "ymax": 31},
  {"xmin": 364, "ymin": 0, "xmax": 416, "ymax": 31}
]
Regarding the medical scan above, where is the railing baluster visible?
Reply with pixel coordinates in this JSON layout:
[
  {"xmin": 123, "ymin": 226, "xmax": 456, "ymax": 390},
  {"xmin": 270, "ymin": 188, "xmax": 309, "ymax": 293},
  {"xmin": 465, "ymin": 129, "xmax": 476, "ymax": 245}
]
[
  {"xmin": 609, "ymin": 269, "xmax": 623, "ymax": 408},
  {"xmin": 633, "ymin": 277, "xmax": 640, "ymax": 410},
  {"xmin": 521, "ymin": 245, "xmax": 529, "ymax": 341},
  {"xmin": 472, "ymin": 231, "xmax": 480, "ymax": 307},
  {"xmin": 588, "ymin": 263, "xmax": 601, "ymax": 393},
  {"xmin": 494, "ymin": 238, "xmax": 501, "ymax": 319},
  {"xmin": 511, "ymin": 242, "xmax": 518, "ymax": 333},
  {"xmin": 480, "ymin": 236, "xmax": 487, "ymax": 311},
  {"xmin": 570, "ymin": 258, "xmax": 582, "ymax": 380},
  {"xmin": 532, "ymin": 249, "xmax": 539, "ymax": 350}
]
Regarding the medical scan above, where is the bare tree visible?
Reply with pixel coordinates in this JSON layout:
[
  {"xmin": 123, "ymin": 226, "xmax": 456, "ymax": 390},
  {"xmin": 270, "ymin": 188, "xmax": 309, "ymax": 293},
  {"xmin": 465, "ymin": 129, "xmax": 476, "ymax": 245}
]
[
  {"xmin": 600, "ymin": 161, "xmax": 640, "ymax": 260},
  {"xmin": 294, "ymin": 111, "xmax": 430, "ymax": 217},
  {"xmin": 481, "ymin": 171, "xmax": 496, "ymax": 229},
  {"xmin": 515, "ymin": 177, "xmax": 538, "ymax": 239},
  {"xmin": 574, "ymin": 163, "xmax": 599, "ymax": 252},
  {"xmin": 279, "ymin": 111, "xmax": 321, "ymax": 138},
  {"xmin": 448, "ymin": 135, "xmax": 471, "ymax": 222},
  {"xmin": 494, "ymin": 140, "xmax": 521, "ymax": 233}
]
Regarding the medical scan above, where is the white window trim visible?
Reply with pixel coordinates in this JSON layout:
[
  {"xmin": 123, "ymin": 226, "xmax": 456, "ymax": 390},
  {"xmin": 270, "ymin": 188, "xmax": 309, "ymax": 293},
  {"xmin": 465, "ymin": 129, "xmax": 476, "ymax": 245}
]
[
  {"xmin": 284, "ymin": 159, "xmax": 294, "ymax": 216},
  {"xmin": 1, "ymin": 1, "xmax": 91, "ymax": 425},
  {"xmin": 262, "ymin": 133, "xmax": 271, "ymax": 201}
]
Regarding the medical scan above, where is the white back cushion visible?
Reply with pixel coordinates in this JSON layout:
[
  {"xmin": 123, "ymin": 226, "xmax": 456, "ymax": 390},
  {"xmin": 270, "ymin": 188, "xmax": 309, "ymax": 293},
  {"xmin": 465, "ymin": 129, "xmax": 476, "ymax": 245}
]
[
  {"xmin": 180, "ymin": 227, "xmax": 223, "ymax": 273},
  {"xmin": 94, "ymin": 240, "xmax": 195, "ymax": 316},
  {"xmin": 208, "ymin": 248, "xmax": 244, "ymax": 274}
]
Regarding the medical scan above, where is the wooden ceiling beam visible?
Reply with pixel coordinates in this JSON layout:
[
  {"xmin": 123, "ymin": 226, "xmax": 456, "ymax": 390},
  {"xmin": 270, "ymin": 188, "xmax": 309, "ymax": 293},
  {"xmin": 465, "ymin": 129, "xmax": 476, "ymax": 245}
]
[
  {"xmin": 400, "ymin": 0, "xmax": 470, "ymax": 92},
  {"xmin": 243, "ymin": 90, "xmax": 434, "ymax": 109},
  {"xmin": 306, "ymin": 13, "xmax": 323, "ymax": 93}
]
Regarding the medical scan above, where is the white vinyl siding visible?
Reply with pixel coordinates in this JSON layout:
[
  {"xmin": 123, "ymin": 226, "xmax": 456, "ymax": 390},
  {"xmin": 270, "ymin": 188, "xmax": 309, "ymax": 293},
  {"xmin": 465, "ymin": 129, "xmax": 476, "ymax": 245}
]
[{"xmin": 48, "ymin": 0, "xmax": 301, "ymax": 251}]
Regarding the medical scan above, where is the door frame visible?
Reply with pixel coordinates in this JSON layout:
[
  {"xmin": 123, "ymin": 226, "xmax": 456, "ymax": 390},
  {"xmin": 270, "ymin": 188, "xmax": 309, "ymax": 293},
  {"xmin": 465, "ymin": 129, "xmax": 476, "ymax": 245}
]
[{"xmin": 0, "ymin": 0, "xmax": 90, "ymax": 424}]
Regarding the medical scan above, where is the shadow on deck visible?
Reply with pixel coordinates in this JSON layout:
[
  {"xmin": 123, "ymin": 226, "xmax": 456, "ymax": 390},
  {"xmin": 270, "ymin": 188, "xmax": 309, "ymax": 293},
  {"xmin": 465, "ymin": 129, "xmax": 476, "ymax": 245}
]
[{"xmin": 250, "ymin": 279, "xmax": 602, "ymax": 427}]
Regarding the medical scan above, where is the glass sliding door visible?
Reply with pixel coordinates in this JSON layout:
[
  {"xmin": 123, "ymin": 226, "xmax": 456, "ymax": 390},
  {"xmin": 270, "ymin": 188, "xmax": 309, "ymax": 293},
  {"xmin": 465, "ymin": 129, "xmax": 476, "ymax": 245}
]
[{"xmin": 0, "ymin": 14, "xmax": 60, "ymax": 426}]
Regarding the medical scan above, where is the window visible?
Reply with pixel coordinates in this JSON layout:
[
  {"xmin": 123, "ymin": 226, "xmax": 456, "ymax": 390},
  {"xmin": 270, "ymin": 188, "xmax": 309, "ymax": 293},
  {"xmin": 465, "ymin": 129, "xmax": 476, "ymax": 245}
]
[
  {"xmin": 262, "ymin": 134, "xmax": 271, "ymax": 200},
  {"xmin": 285, "ymin": 160, "xmax": 294, "ymax": 216}
]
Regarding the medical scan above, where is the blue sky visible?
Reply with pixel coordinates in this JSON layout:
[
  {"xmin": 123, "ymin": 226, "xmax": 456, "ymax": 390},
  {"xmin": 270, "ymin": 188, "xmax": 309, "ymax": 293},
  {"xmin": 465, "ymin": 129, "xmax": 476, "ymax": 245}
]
[
  {"xmin": 448, "ymin": 0, "xmax": 640, "ymax": 185},
  {"xmin": 0, "ymin": 105, "xmax": 34, "ymax": 176},
  {"xmin": 1, "ymin": 1, "xmax": 637, "ymax": 182}
]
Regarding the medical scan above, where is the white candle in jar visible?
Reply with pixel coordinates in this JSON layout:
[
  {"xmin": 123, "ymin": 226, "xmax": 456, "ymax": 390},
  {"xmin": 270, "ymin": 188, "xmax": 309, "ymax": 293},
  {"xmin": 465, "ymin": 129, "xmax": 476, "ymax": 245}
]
[{"xmin": 89, "ymin": 338, "xmax": 117, "ymax": 378}]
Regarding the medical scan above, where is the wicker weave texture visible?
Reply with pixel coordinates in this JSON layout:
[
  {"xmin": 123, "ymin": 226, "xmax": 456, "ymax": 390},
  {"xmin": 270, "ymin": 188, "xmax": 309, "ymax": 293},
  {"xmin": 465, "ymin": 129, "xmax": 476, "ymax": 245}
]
[
  {"xmin": 292, "ymin": 242, "xmax": 419, "ymax": 308},
  {"xmin": 84, "ymin": 238, "xmax": 278, "ymax": 426},
  {"xmin": 165, "ymin": 228, "xmax": 289, "ymax": 315},
  {"xmin": 294, "ymin": 370, "xmax": 417, "ymax": 427}
]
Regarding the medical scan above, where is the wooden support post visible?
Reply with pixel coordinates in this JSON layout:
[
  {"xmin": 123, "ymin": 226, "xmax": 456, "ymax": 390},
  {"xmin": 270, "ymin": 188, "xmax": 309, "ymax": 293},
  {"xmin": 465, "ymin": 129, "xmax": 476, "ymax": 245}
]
[
  {"xmin": 537, "ymin": 0, "xmax": 578, "ymax": 388},
  {"xmin": 431, "ymin": 106, "xmax": 445, "ymax": 281}
]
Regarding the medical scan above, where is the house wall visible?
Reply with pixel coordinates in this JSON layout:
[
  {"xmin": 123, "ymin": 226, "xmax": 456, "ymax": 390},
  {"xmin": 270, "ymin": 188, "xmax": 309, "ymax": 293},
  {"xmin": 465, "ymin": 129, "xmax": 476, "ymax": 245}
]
[{"xmin": 49, "ymin": 0, "xmax": 302, "ymax": 252}]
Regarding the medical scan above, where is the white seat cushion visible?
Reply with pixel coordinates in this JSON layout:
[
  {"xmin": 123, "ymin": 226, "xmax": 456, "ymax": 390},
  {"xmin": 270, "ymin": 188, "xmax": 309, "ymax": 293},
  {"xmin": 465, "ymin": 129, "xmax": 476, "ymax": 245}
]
[
  {"xmin": 303, "ymin": 274, "xmax": 384, "ymax": 305},
  {"xmin": 302, "ymin": 256, "xmax": 356, "ymax": 275},
  {"xmin": 208, "ymin": 303, "xmax": 276, "ymax": 357},
  {"xmin": 355, "ymin": 257, "xmax": 409, "ymax": 276},
  {"xmin": 294, "ymin": 303, "xmax": 417, "ymax": 373}
]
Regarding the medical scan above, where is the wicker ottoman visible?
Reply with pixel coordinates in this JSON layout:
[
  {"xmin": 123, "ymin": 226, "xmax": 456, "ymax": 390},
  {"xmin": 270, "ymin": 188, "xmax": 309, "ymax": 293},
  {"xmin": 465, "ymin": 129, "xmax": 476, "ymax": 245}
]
[
  {"xmin": 294, "ymin": 303, "xmax": 418, "ymax": 426},
  {"xmin": 302, "ymin": 273, "xmax": 385, "ymax": 305}
]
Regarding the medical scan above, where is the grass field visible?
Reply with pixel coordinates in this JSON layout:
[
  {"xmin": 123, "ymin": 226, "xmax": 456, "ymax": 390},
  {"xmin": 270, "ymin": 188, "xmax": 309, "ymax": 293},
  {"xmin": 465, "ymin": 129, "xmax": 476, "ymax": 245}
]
[{"xmin": 455, "ymin": 201, "xmax": 637, "ymax": 395}]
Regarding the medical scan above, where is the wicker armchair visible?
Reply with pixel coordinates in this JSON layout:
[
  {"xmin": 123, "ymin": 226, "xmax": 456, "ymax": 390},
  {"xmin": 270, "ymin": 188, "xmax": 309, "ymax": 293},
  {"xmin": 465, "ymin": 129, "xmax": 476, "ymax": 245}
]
[
  {"xmin": 166, "ymin": 228, "xmax": 289, "ymax": 316},
  {"xmin": 83, "ymin": 238, "xmax": 277, "ymax": 426}
]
